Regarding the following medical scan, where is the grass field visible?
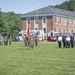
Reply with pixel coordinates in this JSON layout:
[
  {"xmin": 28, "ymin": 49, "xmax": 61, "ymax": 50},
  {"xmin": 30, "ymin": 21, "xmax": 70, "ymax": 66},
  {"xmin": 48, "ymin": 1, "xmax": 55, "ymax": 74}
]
[{"xmin": 0, "ymin": 41, "xmax": 75, "ymax": 75}]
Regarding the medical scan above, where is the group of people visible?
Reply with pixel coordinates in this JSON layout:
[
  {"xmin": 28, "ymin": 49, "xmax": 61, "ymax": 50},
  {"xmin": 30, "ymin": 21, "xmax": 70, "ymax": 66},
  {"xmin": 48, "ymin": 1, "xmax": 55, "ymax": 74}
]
[
  {"xmin": 58, "ymin": 34, "xmax": 75, "ymax": 48},
  {"xmin": 24, "ymin": 33, "xmax": 38, "ymax": 49},
  {"xmin": 0, "ymin": 34, "xmax": 12, "ymax": 46}
]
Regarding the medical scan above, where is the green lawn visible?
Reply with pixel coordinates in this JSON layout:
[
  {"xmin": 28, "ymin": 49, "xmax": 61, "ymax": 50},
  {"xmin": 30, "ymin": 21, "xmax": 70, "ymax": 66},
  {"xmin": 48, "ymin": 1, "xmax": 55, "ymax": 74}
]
[{"xmin": 0, "ymin": 41, "xmax": 75, "ymax": 75}]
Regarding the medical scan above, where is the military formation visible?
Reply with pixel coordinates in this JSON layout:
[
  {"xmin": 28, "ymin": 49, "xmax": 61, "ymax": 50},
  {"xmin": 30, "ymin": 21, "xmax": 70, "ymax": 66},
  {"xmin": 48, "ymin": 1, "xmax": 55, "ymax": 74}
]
[{"xmin": 24, "ymin": 33, "xmax": 38, "ymax": 49}]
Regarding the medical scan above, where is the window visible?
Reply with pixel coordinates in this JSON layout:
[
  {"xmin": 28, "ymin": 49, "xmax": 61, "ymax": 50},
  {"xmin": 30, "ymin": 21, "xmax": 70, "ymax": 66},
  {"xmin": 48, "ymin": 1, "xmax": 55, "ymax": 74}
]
[
  {"xmin": 64, "ymin": 28, "xmax": 66, "ymax": 33},
  {"xmin": 26, "ymin": 18, "xmax": 31, "ymax": 31},
  {"xmin": 51, "ymin": 32, "xmax": 53, "ymax": 36},
  {"xmin": 67, "ymin": 29, "xmax": 70, "ymax": 33},
  {"xmin": 43, "ymin": 17, "xmax": 46, "ymax": 23},
  {"xmin": 27, "ymin": 18, "xmax": 30, "ymax": 24},
  {"xmin": 54, "ymin": 28, "xmax": 57, "ymax": 32},
  {"xmin": 59, "ymin": 28, "xmax": 62, "ymax": 33},
  {"xmin": 35, "ymin": 17, "xmax": 39, "ymax": 24},
  {"xmin": 55, "ymin": 17, "xmax": 58, "ymax": 24},
  {"xmin": 60, "ymin": 18, "xmax": 62, "ymax": 25},
  {"xmin": 43, "ymin": 28, "xmax": 46, "ymax": 33},
  {"xmin": 68, "ymin": 19, "xmax": 70, "ymax": 26},
  {"xmin": 72, "ymin": 20, "xmax": 74, "ymax": 26},
  {"xmin": 64, "ymin": 19, "xmax": 66, "ymax": 25},
  {"xmin": 34, "ymin": 17, "xmax": 39, "ymax": 30}
]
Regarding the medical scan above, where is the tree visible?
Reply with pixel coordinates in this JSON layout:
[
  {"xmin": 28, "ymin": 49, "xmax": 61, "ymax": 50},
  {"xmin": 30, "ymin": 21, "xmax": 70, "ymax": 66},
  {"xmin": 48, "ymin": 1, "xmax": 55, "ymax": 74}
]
[
  {"xmin": 0, "ymin": 10, "xmax": 21, "ymax": 41},
  {"xmin": 55, "ymin": 0, "xmax": 75, "ymax": 11}
]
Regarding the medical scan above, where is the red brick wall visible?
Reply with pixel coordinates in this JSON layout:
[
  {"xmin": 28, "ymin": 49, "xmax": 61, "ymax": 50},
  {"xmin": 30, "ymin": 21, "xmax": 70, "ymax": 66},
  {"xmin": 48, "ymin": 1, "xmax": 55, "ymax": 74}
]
[
  {"xmin": 31, "ymin": 17, "xmax": 34, "ymax": 30},
  {"xmin": 20, "ymin": 18, "xmax": 26, "ymax": 30},
  {"xmin": 47, "ymin": 16, "xmax": 53, "ymax": 32},
  {"xmin": 20, "ymin": 16, "xmax": 75, "ymax": 33},
  {"xmin": 39, "ymin": 17, "xmax": 42, "ymax": 30}
]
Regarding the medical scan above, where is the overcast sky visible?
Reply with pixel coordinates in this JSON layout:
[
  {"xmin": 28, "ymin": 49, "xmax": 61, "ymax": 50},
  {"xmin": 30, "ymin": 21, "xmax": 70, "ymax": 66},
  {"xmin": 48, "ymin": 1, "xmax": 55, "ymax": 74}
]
[{"xmin": 0, "ymin": 0, "xmax": 66, "ymax": 14}]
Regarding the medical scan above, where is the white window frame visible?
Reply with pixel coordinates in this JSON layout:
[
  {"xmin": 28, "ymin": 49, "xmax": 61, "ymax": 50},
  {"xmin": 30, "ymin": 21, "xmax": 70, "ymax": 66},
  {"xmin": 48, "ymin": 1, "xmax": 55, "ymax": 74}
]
[
  {"xmin": 67, "ymin": 28, "xmax": 70, "ymax": 33},
  {"xmin": 68, "ymin": 19, "xmax": 70, "ymax": 26},
  {"xmin": 55, "ymin": 17, "xmax": 58, "ymax": 24},
  {"xmin": 42, "ymin": 17, "xmax": 46, "ymax": 24},
  {"xmin": 64, "ymin": 19, "xmax": 66, "ymax": 26},
  {"xmin": 26, "ymin": 18, "xmax": 31, "ymax": 31},
  {"xmin": 42, "ymin": 17, "xmax": 47, "ymax": 33},
  {"xmin": 34, "ymin": 17, "xmax": 39, "ymax": 30},
  {"xmin": 72, "ymin": 20, "xmax": 74, "ymax": 26},
  {"xmin": 63, "ymin": 28, "xmax": 66, "ymax": 33},
  {"xmin": 60, "ymin": 18, "xmax": 62, "ymax": 25},
  {"xmin": 59, "ymin": 28, "xmax": 62, "ymax": 33}
]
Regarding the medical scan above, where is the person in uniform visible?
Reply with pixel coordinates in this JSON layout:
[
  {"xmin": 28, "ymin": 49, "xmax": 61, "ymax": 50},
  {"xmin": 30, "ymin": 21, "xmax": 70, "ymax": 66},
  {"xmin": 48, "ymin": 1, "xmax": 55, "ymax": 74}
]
[
  {"xmin": 8, "ymin": 34, "xmax": 12, "ymax": 45},
  {"xmin": 70, "ymin": 34, "xmax": 74, "ymax": 48},
  {"xmin": 28, "ymin": 34, "xmax": 34, "ymax": 49},
  {"xmin": 58, "ymin": 34, "xmax": 62, "ymax": 48},
  {"xmin": 4, "ymin": 35, "xmax": 8, "ymax": 45},
  {"xmin": 66, "ymin": 35, "xmax": 70, "ymax": 48},
  {"xmin": 24, "ymin": 34, "xmax": 28, "ymax": 46},
  {"xmin": 35, "ymin": 34, "xmax": 38, "ymax": 46},
  {"xmin": 62, "ymin": 35, "xmax": 66, "ymax": 48}
]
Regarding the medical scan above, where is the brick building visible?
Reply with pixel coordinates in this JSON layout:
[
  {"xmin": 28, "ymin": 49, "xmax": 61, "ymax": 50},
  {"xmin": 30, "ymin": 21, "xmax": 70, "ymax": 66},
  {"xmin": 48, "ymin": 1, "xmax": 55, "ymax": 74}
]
[{"xmin": 20, "ymin": 6, "xmax": 75, "ymax": 34}]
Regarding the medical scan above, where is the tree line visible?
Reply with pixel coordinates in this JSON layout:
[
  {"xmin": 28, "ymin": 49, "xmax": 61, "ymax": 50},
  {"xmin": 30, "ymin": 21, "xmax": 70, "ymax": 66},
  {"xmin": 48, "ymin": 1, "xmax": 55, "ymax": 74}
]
[
  {"xmin": 55, "ymin": 0, "xmax": 75, "ymax": 11},
  {"xmin": 0, "ymin": 11, "xmax": 21, "ymax": 40}
]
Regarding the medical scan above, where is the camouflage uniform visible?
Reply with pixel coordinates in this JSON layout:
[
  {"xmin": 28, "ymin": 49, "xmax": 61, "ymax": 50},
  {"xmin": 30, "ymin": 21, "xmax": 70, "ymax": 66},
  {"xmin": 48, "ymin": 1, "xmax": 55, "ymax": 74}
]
[
  {"xmin": 4, "ymin": 36, "xmax": 8, "ymax": 45},
  {"xmin": 35, "ymin": 34, "xmax": 38, "ymax": 46},
  {"xmin": 24, "ymin": 34, "xmax": 28, "ymax": 46},
  {"xmin": 28, "ymin": 34, "xmax": 34, "ymax": 49}
]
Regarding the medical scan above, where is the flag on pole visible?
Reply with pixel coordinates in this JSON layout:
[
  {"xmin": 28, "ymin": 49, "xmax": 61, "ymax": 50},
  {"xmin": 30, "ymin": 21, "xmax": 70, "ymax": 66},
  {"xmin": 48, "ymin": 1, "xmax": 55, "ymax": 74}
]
[{"xmin": 27, "ymin": 23, "xmax": 31, "ymax": 39}]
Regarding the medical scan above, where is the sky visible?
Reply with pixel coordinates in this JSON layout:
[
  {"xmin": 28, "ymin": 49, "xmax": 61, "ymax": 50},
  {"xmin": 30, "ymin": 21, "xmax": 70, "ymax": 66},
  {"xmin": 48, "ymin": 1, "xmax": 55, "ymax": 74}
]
[{"xmin": 0, "ymin": 0, "xmax": 66, "ymax": 14}]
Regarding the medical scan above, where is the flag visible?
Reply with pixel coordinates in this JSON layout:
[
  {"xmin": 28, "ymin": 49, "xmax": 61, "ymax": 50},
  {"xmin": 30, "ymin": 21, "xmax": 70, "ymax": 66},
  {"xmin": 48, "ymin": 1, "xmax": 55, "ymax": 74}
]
[{"xmin": 27, "ymin": 23, "xmax": 31, "ymax": 38}]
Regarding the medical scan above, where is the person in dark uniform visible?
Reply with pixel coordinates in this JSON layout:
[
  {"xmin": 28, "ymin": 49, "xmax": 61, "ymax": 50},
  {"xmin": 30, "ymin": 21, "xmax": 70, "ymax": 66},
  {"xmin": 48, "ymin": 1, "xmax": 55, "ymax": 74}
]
[
  {"xmin": 24, "ymin": 34, "xmax": 28, "ymax": 46},
  {"xmin": 62, "ymin": 35, "xmax": 66, "ymax": 48},
  {"xmin": 66, "ymin": 36, "xmax": 70, "ymax": 48},
  {"xmin": 58, "ymin": 34, "xmax": 62, "ymax": 48},
  {"xmin": 70, "ymin": 34, "xmax": 74, "ymax": 48},
  {"xmin": 8, "ymin": 34, "xmax": 12, "ymax": 45}
]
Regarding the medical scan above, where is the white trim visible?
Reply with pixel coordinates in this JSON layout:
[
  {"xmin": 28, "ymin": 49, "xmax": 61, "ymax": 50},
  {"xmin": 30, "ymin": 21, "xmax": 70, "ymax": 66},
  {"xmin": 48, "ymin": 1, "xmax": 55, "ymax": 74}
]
[
  {"xmin": 72, "ymin": 20, "xmax": 74, "ymax": 26},
  {"xmin": 42, "ymin": 17, "xmax": 47, "ymax": 33},
  {"xmin": 60, "ymin": 18, "xmax": 62, "ymax": 25},
  {"xmin": 67, "ymin": 28, "xmax": 70, "ymax": 33},
  {"xmin": 64, "ymin": 19, "xmax": 66, "ymax": 26},
  {"xmin": 34, "ymin": 17, "xmax": 39, "ymax": 30},
  {"xmin": 26, "ymin": 18, "xmax": 31, "ymax": 31},
  {"xmin": 63, "ymin": 28, "xmax": 66, "ymax": 33},
  {"xmin": 55, "ymin": 17, "xmax": 58, "ymax": 24},
  {"xmin": 68, "ymin": 19, "xmax": 70, "ymax": 26}
]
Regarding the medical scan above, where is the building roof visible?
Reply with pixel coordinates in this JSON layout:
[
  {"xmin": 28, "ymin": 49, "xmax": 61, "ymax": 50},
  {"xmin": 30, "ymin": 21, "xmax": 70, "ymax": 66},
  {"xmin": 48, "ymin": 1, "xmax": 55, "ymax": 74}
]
[{"xmin": 20, "ymin": 6, "xmax": 75, "ymax": 19}]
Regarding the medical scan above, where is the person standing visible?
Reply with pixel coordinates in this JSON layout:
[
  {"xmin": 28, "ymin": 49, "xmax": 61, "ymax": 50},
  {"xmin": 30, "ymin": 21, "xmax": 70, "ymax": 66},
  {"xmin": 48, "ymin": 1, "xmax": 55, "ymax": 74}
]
[
  {"xmin": 8, "ymin": 34, "xmax": 12, "ymax": 45},
  {"xmin": 28, "ymin": 34, "xmax": 34, "ymax": 49},
  {"xmin": 24, "ymin": 34, "xmax": 28, "ymax": 46},
  {"xmin": 35, "ymin": 34, "xmax": 38, "ymax": 46},
  {"xmin": 66, "ymin": 36, "xmax": 70, "ymax": 48},
  {"xmin": 70, "ymin": 34, "xmax": 74, "ymax": 48},
  {"xmin": 62, "ymin": 35, "xmax": 66, "ymax": 48},
  {"xmin": 58, "ymin": 34, "xmax": 62, "ymax": 48}
]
